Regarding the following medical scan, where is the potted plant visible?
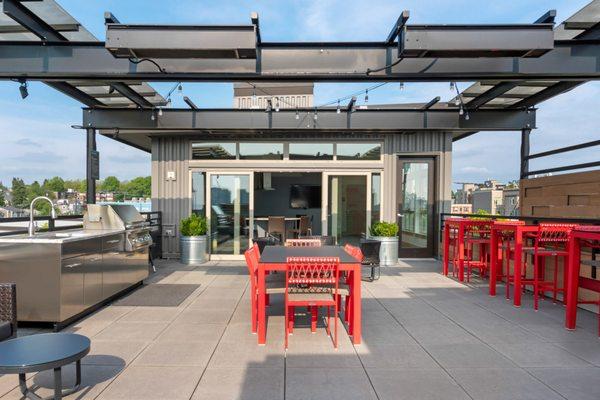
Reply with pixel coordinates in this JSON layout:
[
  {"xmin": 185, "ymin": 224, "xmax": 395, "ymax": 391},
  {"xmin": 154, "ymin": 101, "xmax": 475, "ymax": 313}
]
[
  {"xmin": 180, "ymin": 214, "xmax": 208, "ymax": 264},
  {"xmin": 369, "ymin": 221, "xmax": 399, "ymax": 266}
]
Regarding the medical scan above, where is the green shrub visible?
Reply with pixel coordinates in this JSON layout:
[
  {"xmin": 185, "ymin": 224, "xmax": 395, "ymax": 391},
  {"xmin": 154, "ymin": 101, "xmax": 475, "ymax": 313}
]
[
  {"xmin": 180, "ymin": 214, "xmax": 207, "ymax": 236},
  {"xmin": 369, "ymin": 221, "xmax": 399, "ymax": 237}
]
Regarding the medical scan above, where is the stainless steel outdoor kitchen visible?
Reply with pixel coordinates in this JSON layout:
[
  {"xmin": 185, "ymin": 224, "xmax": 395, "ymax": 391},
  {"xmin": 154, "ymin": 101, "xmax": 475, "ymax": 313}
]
[{"xmin": 0, "ymin": 204, "xmax": 152, "ymax": 329}]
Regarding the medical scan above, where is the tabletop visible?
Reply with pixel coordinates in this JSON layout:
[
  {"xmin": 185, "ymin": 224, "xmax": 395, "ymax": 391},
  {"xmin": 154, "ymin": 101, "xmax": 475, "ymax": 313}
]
[
  {"xmin": 260, "ymin": 245, "xmax": 358, "ymax": 264},
  {"xmin": 0, "ymin": 333, "xmax": 90, "ymax": 373}
]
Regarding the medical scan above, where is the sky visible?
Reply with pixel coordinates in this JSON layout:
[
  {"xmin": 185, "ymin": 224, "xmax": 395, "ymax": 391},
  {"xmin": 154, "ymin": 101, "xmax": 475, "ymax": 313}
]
[{"xmin": 0, "ymin": 0, "xmax": 597, "ymax": 189}]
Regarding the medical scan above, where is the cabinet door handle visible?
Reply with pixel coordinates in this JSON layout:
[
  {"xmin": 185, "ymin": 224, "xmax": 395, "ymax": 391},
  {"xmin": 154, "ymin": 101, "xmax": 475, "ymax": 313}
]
[
  {"xmin": 106, "ymin": 239, "xmax": 120, "ymax": 244},
  {"xmin": 65, "ymin": 263, "xmax": 82, "ymax": 268},
  {"xmin": 89, "ymin": 257, "xmax": 102, "ymax": 262}
]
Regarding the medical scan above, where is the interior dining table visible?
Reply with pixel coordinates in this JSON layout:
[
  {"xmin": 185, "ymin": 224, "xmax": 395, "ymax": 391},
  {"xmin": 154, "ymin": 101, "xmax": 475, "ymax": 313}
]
[{"xmin": 257, "ymin": 245, "xmax": 362, "ymax": 345}]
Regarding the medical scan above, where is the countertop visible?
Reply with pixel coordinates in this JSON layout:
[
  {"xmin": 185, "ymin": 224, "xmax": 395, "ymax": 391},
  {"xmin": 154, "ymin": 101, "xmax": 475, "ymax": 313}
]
[{"xmin": 0, "ymin": 229, "xmax": 125, "ymax": 244}]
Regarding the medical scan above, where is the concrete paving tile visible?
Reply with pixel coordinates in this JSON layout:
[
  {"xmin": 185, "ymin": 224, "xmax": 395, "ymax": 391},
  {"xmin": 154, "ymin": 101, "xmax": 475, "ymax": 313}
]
[
  {"xmin": 526, "ymin": 367, "xmax": 600, "ymax": 400},
  {"xmin": 286, "ymin": 368, "xmax": 378, "ymax": 400},
  {"xmin": 423, "ymin": 343, "xmax": 516, "ymax": 369},
  {"xmin": 134, "ymin": 341, "xmax": 215, "ymax": 367},
  {"xmin": 83, "ymin": 340, "xmax": 149, "ymax": 366},
  {"xmin": 156, "ymin": 322, "xmax": 226, "ymax": 343},
  {"xmin": 403, "ymin": 320, "xmax": 481, "ymax": 345},
  {"xmin": 356, "ymin": 343, "xmax": 438, "ymax": 369},
  {"xmin": 118, "ymin": 307, "xmax": 181, "ymax": 323},
  {"xmin": 488, "ymin": 341, "xmax": 591, "ymax": 368},
  {"xmin": 208, "ymin": 339, "xmax": 284, "ymax": 369},
  {"xmin": 360, "ymin": 322, "xmax": 418, "ymax": 345},
  {"xmin": 191, "ymin": 367, "xmax": 284, "ymax": 400},
  {"xmin": 97, "ymin": 366, "xmax": 202, "ymax": 400},
  {"xmin": 368, "ymin": 368, "xmax": 470, "ymax": 400},
  {"xmin": 552, "ymin": 340, "xmax": 600, "ymax": 366},
  {"xmin": 173, "ymin": 307, "xmax": 234, "ymax": 324},
  {"xmin": 93, "ymin": 322, "xmax": 169, "ymax": 342},
  {"xmin": 448, "ymin": 368, "xmax": 564, "ymax": 400}
]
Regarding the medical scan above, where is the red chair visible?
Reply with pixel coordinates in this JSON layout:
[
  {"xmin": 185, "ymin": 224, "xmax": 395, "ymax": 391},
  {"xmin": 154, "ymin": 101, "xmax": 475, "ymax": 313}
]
[
  {"xmin": 244, "ymin": 244, "xmax": 285, "ymax": 333},
  {"xmin": 285, "ymin": 257, "xmax": 340, "ymax": 349},
  {"xmin": 464, "ymin": 220, "xmax": 493, "ymax": 282},
  {"xmin": 285, "ymin": 238, "xmax": 322, "ymax": 247},
  {"xmin": 521, "ymin": 223, "xmax": 576, "ymax": 310}
]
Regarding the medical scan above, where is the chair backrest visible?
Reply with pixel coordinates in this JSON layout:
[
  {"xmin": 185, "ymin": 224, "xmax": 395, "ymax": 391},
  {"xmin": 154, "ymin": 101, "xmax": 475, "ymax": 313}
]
[
  {"xmin": 360, "ymin": 240, "xmax": 381, "ymax": 264},
  {"xmin": 466, "ymin": 220, "xmax": 493, "ymax": 237},
  {"xmin": 285, "ymin": 257, "xmax": 340, "ymax": 285},
  {"xmin": 285, "ymin": 238, "xmax": 322, "ymax": 247},
  {"xmin": 299, "ymin": 215, "xmax": 311, "ymax": 234},
  {"xmin": 244, "ymin": 246, "xmax": 258, "ymax": 283},
  {"xmin": 0, "ymin": 283, "xmax": 17, "ymax": 340},
  {"xmin": 536, "ymin": 223, "xmax": 577, "ymax": 243},
  {"xmin": 252, "ymin": 236, "xmax": 280, "ymax": 253},
  {"xmin": 268, "ymin": 216, "xmax": 286, "ymax": 233},
  {"xmin": 344, "ymin": 244, "xmax": 364, "ymax": 262}
]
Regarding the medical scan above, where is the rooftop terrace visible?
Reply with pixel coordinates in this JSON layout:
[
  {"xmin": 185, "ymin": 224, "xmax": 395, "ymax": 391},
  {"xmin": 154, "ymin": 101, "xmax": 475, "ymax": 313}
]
[{"xmin": 1, "ymin": 259, "xmax": 599, "ymax": 400}]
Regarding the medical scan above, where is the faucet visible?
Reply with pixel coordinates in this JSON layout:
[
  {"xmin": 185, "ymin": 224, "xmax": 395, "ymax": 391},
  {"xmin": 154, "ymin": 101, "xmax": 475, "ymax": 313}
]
[{"xmin": 28, "ymin": 196, "xmax": 57, "ymax": 237}]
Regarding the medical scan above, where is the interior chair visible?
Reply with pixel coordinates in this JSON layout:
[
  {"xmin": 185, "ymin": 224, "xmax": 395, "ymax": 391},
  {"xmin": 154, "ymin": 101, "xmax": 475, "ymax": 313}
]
[
  {"xmin": 285, "ymin": 257, "xmax": 340, "ymax": 349},
  {"xmin": 267, "ymin": 216, "xmax": 286, "ymax": 242},
  {"xmin": 252, "ymin": 236, "xmax": 280, "ymax": 254},
  {"xmin": 290, "ymin": 215, "xmax": 312, "ymax": 238},
  {"xmin": 244, "ymin": 245, "xmax": 285, "ymax": 333},
  {"xmin": 521, "ymin": 223, "xmax": 576, "ymax": 310},
  {"xmin": 360, "ymin": 239, "xmax": 382, "ymax": 282},
  {"xmin": 0, "ymin": 283, "xmax": 17, "ymax": 342}
]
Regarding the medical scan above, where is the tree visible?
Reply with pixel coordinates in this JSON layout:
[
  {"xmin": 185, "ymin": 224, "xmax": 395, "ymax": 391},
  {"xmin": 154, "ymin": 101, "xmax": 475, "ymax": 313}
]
[
  {"xmin": 45, "ymin": 176, "xmax": 65, "ymax": 193},
  {"xmin": 122, "ymin": 176, "xmax": 151, "ymax": 199},
  {"xmin": 0, "ymin": 181, "xmax": 6, "ymax": 207},
  {"xmin": 11, "ymin": 178, "xmax": 28, "ymax": 208},
  {"xmin": 64, "ymin": 179, "xmax": 86, "ymax": 193},
  {"xmin": 101, "ymin": 176, "xmax": 120, "ymax": 192}
]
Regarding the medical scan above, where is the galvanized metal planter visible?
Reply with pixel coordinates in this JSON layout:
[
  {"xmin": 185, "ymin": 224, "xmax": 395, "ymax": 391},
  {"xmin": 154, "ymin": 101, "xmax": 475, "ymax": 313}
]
[
  {"xmin": 180, "ymin": 235, "xmax": 207, "ymax": 265},
  {"xmin": 370, "ymin": 236, "xmax": 399, "ymax": 266}
]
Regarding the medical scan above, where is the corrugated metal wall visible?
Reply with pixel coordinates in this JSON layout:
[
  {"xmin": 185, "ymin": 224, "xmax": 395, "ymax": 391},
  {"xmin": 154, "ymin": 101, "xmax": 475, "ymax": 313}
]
[
  {"xmin": 152, "ymin": 131, "xmax": 453, "ymax": 258},
  {"xmin": 151, "ymin": 137, "xmax": 190, "ymax": 257}
]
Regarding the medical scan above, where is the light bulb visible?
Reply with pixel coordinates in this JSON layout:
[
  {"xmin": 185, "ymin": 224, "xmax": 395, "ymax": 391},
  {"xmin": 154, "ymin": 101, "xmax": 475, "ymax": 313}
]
[
  {"xmin": 151, "ymin": 112, "xmax": 155, "ymax": 121},
  {"xmin": 252, "ymin": 87, "xmax": 257, "ymax": 101},
  {"xmin": 178, "ymin": 84, "xmax": 182, "ymax": 93},
  {"xmin": 399, "ymin": 82, "xmax": 404, "ymax": 90},
  {"xmin": 465, "ymin": 113, "xmax": 470, "ymax": 121},
  {"xmin": 454, "ymin": 97, "xmax": 460, "ymax": 106},
  {"xmin": 313, "ymin": 111, "xmax": 318, "ymax": 121},
  {"xmin": 295, "ymin": 110, "xmax": 300, "ymax": 120},
  {"xmin": 275, "ymin": 98, "xmax": 279, "ymax": 112},
  {"xmin": 365, "ymin": 89, "xmax": 369, "ymax": 103},
  {"xmin": 336, "ymin": 100, "xmax": 341, "ymax": 114},
  {"xmin": 158, "ymin": 108, "xmax": 163, "ymax": 116},
  {"xmin": 459, "ymin": 106, "xmax": 464, "ymax": 115},
  {"xmin": 450, "ymin": 82, "xmax": 455, "ymax": 91}
]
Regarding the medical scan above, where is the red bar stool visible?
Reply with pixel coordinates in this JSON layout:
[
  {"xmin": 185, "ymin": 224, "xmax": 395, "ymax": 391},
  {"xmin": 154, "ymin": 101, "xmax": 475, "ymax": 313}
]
[
  {"xmin": 464, "ymin": 220, "xmax": 493, "ymax": 282},
  {"xmin": 521, "ymin": 223, "xmax": 577, "ymax": 310}
]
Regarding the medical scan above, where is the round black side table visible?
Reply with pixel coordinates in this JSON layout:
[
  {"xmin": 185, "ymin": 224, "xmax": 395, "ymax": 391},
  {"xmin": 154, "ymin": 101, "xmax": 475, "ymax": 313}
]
[{"xmin": 0, "ymin": 333, "xmax": 90, "ymax": 400}]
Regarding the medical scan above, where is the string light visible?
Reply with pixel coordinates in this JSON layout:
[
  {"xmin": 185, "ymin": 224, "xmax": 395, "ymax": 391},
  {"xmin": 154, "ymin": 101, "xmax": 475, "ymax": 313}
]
[
  {"xmin": 275, "ymin": 97, "xmax": 280, "ymax": 112},
  {"xmin": 252, "ymin": 86, "xmax": 257, "ymax": 101},
  {"xmin": 158, "ymin": 108, "xmax": 163, "ymax": 117},
  {"xmin": 364, "ymin": 89, "xmax": 369, "ymax": 103},
  {"xmin": 313, "ymin": 109, "xmax": 318, "ymax": 120},
  {"xmin": 465, "ymin": 113, "xmax": 470, "ymax": 121},
  {"xmin": 459, "ymin": 106, "xmax": 464, "ymax": 115},
  {"xmin": 336, "ymin": 100, "xmax": 341, "ymax": 114},
  {"xmin": 399, "ymin": 82, "xmax": 404, "ymax": 90},
  {"xmin": 151, "ymin": 111, "xmax": 155, "ymax": 121},
  {"xmin": 454, "ymin": 97, "xmax": 461, "ymax": 106},
  {"xmin": 295, "ymin": 109, "xmax": 300, "ymax": 120},
  {"xmin": 450, "ymin": 82, "xmax": 456, "ymax": 91},
  {"xmin": 177, "ymin": 84, "xmax": 183, "ymax": 93}
]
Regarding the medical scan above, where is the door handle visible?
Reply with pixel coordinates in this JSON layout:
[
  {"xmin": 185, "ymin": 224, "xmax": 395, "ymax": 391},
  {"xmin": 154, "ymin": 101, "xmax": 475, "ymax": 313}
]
[
  {"xmin": 64, "ymin": 263, "xmax": 82, "ymax": 269},
  {"xmin": 106, "ymin": 239, "xmax": 120, "ymax": 244},
  {"xmin": 89, "ymin": 257, "xmax": 102, "ymax": 262}
]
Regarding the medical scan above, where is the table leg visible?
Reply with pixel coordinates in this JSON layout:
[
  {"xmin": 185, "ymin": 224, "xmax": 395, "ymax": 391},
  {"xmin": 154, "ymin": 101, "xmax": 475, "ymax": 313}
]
[
  {"xmin": 490, "ymin": 229, "xmax": 498, "ymax": 296},
  {"xmin": 513, "ymin": 231, "xmax": 523, "ymax": 307},
  {"xmin": 458, "ymin": 223, "xmax": 465, "ymax": 282},
  {"xmin": 54, "ymin": 367, "xmax": 62, "ymax": 400},
  {"xmin": 351, "ymin": 264, "xmax": 362, "ymax": 344},
  {"xmin": 257, "ymin": 265, "xmax": 267, "ymax": 345},
  {"xmin": 443, "ymin": 224, "xmax": 450, "ymax": 276},
  {"xmin": 565, "ymin": 236, "xmax": 581, "ymax": 330}
]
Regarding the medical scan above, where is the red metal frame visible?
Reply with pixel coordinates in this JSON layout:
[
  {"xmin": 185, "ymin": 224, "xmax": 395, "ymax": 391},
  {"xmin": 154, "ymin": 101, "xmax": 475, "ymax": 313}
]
[
  {"xmin": 464, "ymin": 220, "xmax": 493, "ymax": 282},
  {"xmin": 565, "ymin": 226, "xmax": 600, "ymax": 335},
  {"xmin": 244, "ymin": 245, "xmax": 260, "ymax": 333}
]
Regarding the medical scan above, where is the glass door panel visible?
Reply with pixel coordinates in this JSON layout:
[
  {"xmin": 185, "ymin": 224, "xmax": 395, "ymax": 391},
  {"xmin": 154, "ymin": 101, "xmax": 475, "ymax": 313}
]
[
  {"xmin": 209, "ymin": 174, "xmax": 250, "ymax": 256},
  {"xmin": 397, "ymin": 159, "xmax": 434, "ymax": 257},
  {"xmin": 327, "ymin": 175, "xmax": 367, "ymax": 246}
]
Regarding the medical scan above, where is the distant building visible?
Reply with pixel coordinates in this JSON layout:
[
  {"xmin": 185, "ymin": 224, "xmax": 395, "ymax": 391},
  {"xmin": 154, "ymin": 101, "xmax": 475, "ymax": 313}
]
[
  {"xmin": 0, "ymin": 206, "xmax": 28, "ymax": 218},
  {"xmin": 451, "ymin": 204, "xmax": 473, "ymax": 214},
  {"xmin": 499, "ymin": 188, "xmax": 520, "ymax": 216},
  {"xmin": 454, "ymin": 183, "xmax": 477, "ymax": 204},
  {"xmin": 472, "ymin": 189, "xmax": 503, "ymax": 214},
  {"xmin": 233, "ymin": 82, "xmax": 314, "ymax": 109}
]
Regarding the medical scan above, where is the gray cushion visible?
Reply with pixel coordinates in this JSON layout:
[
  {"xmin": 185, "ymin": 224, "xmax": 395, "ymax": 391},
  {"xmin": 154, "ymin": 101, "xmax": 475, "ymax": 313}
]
[{"xmin": 0, "ymin": 321, "xmax": 12, "ymax": 341}]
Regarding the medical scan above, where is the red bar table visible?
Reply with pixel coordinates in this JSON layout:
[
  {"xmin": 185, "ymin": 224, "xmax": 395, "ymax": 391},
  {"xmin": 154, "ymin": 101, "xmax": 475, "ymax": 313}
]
[
  {"xmin": 489, "ymin": 220, "xmax": 524, "ymax": 296},
  {"xmin": 443, "ymin": 218, "xmax": 467, "ymax": 281},
  {"xmin": 565, "ymin": 225, "xmax": 600, "ymax": 330},
  {"xmin": 257, "ymin": 245, "xmax": 362, "ymax": 345}
]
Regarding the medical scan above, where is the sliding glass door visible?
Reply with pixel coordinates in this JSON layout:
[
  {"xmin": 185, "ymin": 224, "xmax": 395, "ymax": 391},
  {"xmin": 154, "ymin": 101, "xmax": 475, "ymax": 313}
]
[{"xmin": 205, "ymin": 172, "xmax": 253, "ymax": 259}]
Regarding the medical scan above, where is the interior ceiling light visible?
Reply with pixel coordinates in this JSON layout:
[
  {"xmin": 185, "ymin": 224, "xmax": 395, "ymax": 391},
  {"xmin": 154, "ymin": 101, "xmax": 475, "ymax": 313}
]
[{"xmin": 18, "ymin": 79, "xmax": 28, "ymax": 99}]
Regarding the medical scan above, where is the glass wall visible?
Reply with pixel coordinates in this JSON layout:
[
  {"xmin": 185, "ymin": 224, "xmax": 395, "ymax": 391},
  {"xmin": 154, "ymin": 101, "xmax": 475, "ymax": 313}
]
[
  {"xmin": 289, "ymin": 143, "xmax": 334, "ymax": 160},
  {"xmin": 328, "ymin": 175, "xmax": 367, "ymax": 246},
  {"xmin": 239, "ymin": 143, "xmax": 284, "ymax": 160},
  {"xmin": 191, "ymin": 172, "xmax": 206, "ymax": 216},
  {"xmin": 371, "ymin": 173, "xmax": 381, "ymax": 223},
  {"xmin": 337, "ymin": 143, "xmax": 381, "ymax": 160},
  {"xmin": 400, "ymin": 162, "xmax": 429, "ymax": 249},
  {"xmin": 210, "ymin": 174, "xmax": 250, "ymax": 255},
  {"xmin": 192, "ymin": 143, "xmax": 236, "ymax": 160}
]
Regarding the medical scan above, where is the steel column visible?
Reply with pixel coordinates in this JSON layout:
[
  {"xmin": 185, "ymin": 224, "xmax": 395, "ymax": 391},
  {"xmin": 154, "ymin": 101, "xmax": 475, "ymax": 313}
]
[
  {"xmin": 520, "ymin": 128, "xmax": 531, "ymax": 179},
  {"xmin": 86, "ymin": 128, "xmax": 96, "ymax": 204}
]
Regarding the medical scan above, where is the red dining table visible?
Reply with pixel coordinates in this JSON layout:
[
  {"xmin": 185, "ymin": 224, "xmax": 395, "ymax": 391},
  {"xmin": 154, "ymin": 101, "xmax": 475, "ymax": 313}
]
[
  {"xmin": 488, "ymin": 221, "xmax": 537, "ymax": 306},
  {"xmin": 565, "ymin": 225, "xmax": 600, "ymax": 330},
  {"xmin": 257, "ymin": 245, "xmax": 362, "ymax": 345}
]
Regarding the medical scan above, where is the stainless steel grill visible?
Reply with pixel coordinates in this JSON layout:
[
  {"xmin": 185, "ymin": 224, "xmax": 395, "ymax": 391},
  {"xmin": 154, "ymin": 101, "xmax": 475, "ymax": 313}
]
[{"xmin": 84, "ymin": 204, "xmax": 153, "ymax": 251}]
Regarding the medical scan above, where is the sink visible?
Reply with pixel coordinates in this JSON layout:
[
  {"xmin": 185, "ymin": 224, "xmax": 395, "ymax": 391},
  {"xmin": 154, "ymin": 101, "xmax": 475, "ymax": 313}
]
[{"xmin": 30, "ymin": 232, "xmax": 86, "ymax": 239}]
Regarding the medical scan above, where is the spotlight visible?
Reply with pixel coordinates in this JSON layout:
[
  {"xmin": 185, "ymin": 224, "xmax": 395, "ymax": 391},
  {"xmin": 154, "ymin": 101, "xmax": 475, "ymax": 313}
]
[{"xmin": 18, "ymin": 80, "xmax": 28, "ymax": 99}]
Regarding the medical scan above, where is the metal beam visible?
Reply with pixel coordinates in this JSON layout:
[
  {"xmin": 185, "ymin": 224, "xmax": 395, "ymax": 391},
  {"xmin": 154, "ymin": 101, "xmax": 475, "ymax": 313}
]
[
  {"xmin": 346, "ymin": 96, "xmax": 357, "ymax": 112},
  {"xmin": 525, "ymin": 161, "xmax": 600, "ymax": 177},
  {"xmin": 534, "ymin": 10, "xmax": 557, "ymax": 24},
  {"xmin": 527, "ymin": 138, "xmax": 600, "ymax": 160},
  {"xmin": 183, "ymin": 96, "xmax": 199, "ymax": 110},
  {"xmin": 44, "ymin": 82, "xmax": 104, "ymax": 107},
  {"xmin": 466, "ymin": 81, "xmax": 520, "ymax": 109},
  {"xmin": 511, "ymin": 81, "xmax": 583, "ymax": 108},
  {"xmin": 520, "ymin": 128, "xmax": 531, "ymax": 179},
  {"xmin": 2, "ymin": 0, "xmax": 68, "ymax": 41},
  {"xmin": 82, "ymin": 107, "xmax": 535, "ymax": 132},
  {"xmin": 0, "ymin": 40, "xmax": 599, "ymax": 82},
  {"xmin": 452, "ymin": 131, "xmax": 477, "ymax": 142},
  {"xmin": 386, "ymin": 10, "xmax": 410, "ymax": 44},
  {"xmin": 422, "ymin": 96, "xmax": 440, "ymax": 110},
  {"xmin": 109, "ymin": 82, "xmax": 154, "ymax": 108}
]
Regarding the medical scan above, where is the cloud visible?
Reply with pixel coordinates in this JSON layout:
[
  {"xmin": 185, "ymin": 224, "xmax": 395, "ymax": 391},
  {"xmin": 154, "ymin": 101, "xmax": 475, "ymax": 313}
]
[{"xmin": 13, "ymin": 138, "xmax": 42, "ymax": 147}]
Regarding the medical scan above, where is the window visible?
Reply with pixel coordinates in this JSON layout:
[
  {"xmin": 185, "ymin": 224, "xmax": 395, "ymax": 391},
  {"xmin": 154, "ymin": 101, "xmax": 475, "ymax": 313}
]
[
  {"xmin": 191, "ymin": 172, "xmax": 206, "ymax": 216},
  {"xmin": 239, "ymin": 142, "xmax": 284, "ymax": 160},
  {"xmin": 337, "ymin": 143, "xmax": 381, "ymax": 160},
  {"xmin": 289, "ymin": 143, "xmax": 334, "ymax": 160},
  {"xmin": 192, "ymin": 142, "xmax": 236, "ymax": 160},
  {"xmin": 371, "ymin": 173, "xmax": 381, "ymax": 223}
]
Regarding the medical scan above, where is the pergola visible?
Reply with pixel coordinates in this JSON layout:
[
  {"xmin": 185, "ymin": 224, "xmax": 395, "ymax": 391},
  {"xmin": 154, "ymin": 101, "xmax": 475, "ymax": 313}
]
[{"xmin": 2, "ymin": 0, "xmax": 600, "ymax": 202}]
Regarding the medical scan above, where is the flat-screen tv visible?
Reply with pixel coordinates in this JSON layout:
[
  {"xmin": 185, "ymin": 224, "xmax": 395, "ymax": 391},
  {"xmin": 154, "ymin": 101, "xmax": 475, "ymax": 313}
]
[{"xmin": 290, "ymin": 185, "xmax": 321, "ymax": 209}]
